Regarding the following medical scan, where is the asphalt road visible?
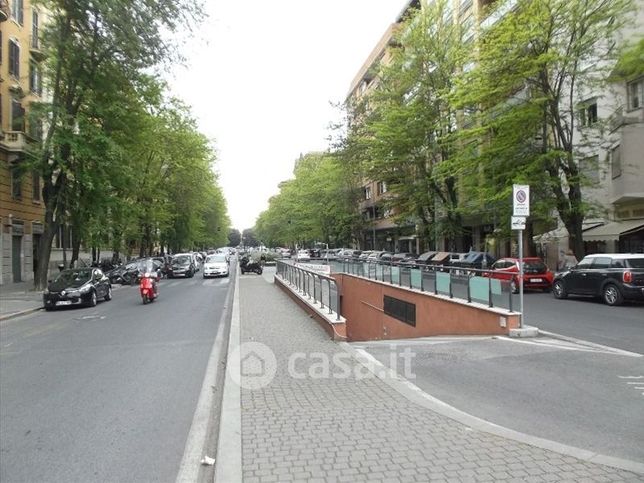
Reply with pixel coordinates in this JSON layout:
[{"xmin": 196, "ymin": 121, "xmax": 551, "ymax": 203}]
[
  {"xmin": 359, "ymin": 336, "xmax": 644, "ymax": 463},
  {"xmin": 0, "ymin": 270, "xmax": 232, "ymax": 483},
  {"xmin": 523, "ymin": 291, "xmax": 644, "ymax": 354}
]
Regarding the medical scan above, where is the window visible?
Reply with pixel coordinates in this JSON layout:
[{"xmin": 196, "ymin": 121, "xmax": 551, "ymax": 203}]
[
  {"xmin": 32, "ymin": 10, "xmax": 39, "ymax": 49},
  {"xmin": 611, "ymin": 145, "xmax": 621, "ymax": 179},
  {"xmin": 29, "ymin": 62, "xmax": 42, "ymax": 95},
  {"xmin": 627, "ymin": 78, "xmax": 643, "ymax": 110},
  {"xmin": 364, "ymin": 186, "xmax": 372, "ymax": 200},
  {"xmin": 580, "ymin": 155, "xmax": 599, "ymax": 184},
  {"xmin": 576, "ymin": 257, "xmax": 593, "ymax": 269},
  {"xmin": 8, "ymin": 39, "xmax": 20, "ymax": 78},
  {"xmin": 32, "ymin": 171, "xmax": 41, "ymax": 201},
  {"xmin": 29, "ymin": 119, "xmax": 43, "ymax": 141},
  {"xmin": 12, "ymin": 0, "xmax": 24, "ymax": 24},
  {"xmin": 579, "ymin": 102, "xmax": 598, "ymax": 126},
  {"xmin": 591, "ymin": 257, "xmax": 611, "ymax": 269},
  {"xmin": 611, "ymin": 259, "xmax": 625, "ymax": 269},
  {"xmin": 11, "ymin": 100, "xmax": 25, "ymax": 131},
  {"xmin": 11, "ymin": 168, "xmax": 22, "ymax": 199},
  {"xmin": 377, "ymin": 181, "xmax": 387, "ymax": 195}
]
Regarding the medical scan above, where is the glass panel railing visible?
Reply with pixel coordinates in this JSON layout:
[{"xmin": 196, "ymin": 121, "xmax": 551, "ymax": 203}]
[{"xmin": 410, "ymin": 269, "xmax": 422, "ymax": 290}]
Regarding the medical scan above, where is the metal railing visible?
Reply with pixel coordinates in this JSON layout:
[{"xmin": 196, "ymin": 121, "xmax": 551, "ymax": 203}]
[
  {"xmin": 276, "ymin": 260, "xmax": 341, "ymax": 320},
  {"xmin": 337, "ymin": 259, "xmax": 516, "ymax": 312}
]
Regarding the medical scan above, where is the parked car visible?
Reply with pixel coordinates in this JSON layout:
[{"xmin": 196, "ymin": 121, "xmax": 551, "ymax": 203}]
[
  {"xmin": 552, "ymin": 253, "xmax": 644, "ymax": 306},
  {"xmin": 44, "ymin": 268, "xmax": 112, "ymax": 310},
  {"xmin": 338, "ymin": 249, "xmax": 362, "ymax": 260},
  {"xmin": 168, "ymin": 253, "xmax": 196, "ymax": 278},
  {"xmin": 392, "ymin": 252, "xmax": 419, "ymax": 266},
  {"xmin": 427, "ymin": 252, "xmax": 451, "ymax": 267},
  {"xmin": 414, "ymin": 251, "xmax": 437, "ymax": 267},
  {"xmin": 367, "ymin": 251, "xmax": 386, "ymax": 262},
  {"xmin": 358, "ymin": 251, "xmax": 373, "ymax": 261},
  {"xmin": 378, "ymin": 252, "xmax": 394, "ymax": 264},
  {"xmin": 320, "ymin": 249, "xmax": 338, "ymax": 260},
  {"xmin": 485, "ymin": 257, "xmax": 554, "ymax": 293},
  {"xmin": 106, "ymin": 259, "xmax": 144, "ymax": 285},
  {"xmin": 307, "ymin": 248, "xmax": 321, "ymax": 258},
  {"xmin": 203, "ymin": 253, "xmax": 229, "ymax": 278},
  {"xmin": 296, "ymin": 250, "xmax": 311, "ymax": 262},
  {"xmin": 454, "ymin": 251, "xmax": 497, "ymax": 271}
]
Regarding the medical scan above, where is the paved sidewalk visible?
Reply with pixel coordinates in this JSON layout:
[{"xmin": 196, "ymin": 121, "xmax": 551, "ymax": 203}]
[
  {"xmin": 0, "ymin": 281, "xmax": 43, "ymax": 321},
  {"xmin": 231, "ymin": 273, "xmax": 643, "ymax": 483}
]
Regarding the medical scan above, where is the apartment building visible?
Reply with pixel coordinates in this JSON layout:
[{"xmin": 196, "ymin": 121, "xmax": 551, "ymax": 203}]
[
  {"xmin": 347, "ymin": 0, "xmax": 421, "ymax": 253},
  {"xmin": 0, "ymin": 0, "xmax": 46, "ymax": 284},
  {"xmin": 348, "ymin": 0, "xmax": 643, "ymax": 260}
]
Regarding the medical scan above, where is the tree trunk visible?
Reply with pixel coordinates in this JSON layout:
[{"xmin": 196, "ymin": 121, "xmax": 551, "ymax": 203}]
[
  {"xmin": 35, "ymin": 208, "xmax": 59, "ymax": 290},
  {"xmin": 70, "ymin": 235, "xmax": 81, "ymax": 268}
]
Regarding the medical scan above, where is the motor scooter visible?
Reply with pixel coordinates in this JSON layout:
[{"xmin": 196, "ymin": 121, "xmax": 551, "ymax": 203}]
[
  {"xmin": 240, "ymin": 256, "xmax": 263, "ymax": 275},
  {"xmin": 140, "ymin": 270, "xmax": 160, "ymax": 304}
]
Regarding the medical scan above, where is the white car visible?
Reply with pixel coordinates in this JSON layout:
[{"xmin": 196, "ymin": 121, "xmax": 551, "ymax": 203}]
[
  {"xmin": 296, "ymin": 250, "xmax": 311, "ymax": 262},
  {"xmin": 203, "ymin": 254, "xmax": 229, "ymax": 278}
]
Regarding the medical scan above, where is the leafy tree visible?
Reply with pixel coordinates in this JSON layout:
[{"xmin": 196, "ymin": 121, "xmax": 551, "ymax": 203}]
[
  {"xmin": 228, "ymin": 229, "xmax": 242, "ymax": 247},
  {"xmin": 340, "ymin": 0, "xmax": 467, "ymax": 250},
  {"xmin": 453, "ymin": 0, "xmax": 635, "ymax": 258},
  {"xmin": 242, "ymin": 228, "xmax": 259, "ymax": 247},
  {"xmin": 255, "ymin": 152, "xmax": 360, "ymax": 248},
  {"xmin": 30, "ymin": 0, "xmax": 202, "ymax": 288}
]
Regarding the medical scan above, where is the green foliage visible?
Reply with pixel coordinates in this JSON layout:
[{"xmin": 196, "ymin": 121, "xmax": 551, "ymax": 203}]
[
  {"xmin": 340, "ymin": 0, "xmax": 467, "ymax": 249},
  {"xmin": 28, "ymin": 0, "xmax": 230, "ymax": 287},
  {"xmin": 228, "ymin": 229, "xmax": 242, "ymax": 247},
  {"xmin": 453, "ymin": 0, "xmax": 634, "ymax": 256},
  {"xmin": 255, "ymin": 152, "xmax": 360, "ymax": 247}
]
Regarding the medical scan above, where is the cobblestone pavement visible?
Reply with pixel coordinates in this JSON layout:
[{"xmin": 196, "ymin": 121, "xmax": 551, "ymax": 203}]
[{"xmin": 239, "ymin": 274, "xmax": 644, "ymax": 483}]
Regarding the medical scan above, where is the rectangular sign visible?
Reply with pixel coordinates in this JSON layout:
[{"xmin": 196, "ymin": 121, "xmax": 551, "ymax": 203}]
[
  {"xmin": 296, "ymin": 263, "xmax": 331, "ymax": 275},
  {"xmin": 513, "ymin": 184, "xmax": 530, "ymax": 216},
  {"xmin": 511, "ymin": 216, "xmax": 526, "ymax": 230}
]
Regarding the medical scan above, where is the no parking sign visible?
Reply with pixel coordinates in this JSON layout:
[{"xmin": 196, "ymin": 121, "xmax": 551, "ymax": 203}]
[{"xmin": 513, "ymin": 185, "xmax": 530, "ymax": 217}]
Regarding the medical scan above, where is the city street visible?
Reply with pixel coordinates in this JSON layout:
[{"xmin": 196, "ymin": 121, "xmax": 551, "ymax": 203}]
[
  {"xmin": 0, "ymin": 272, "xmax": 232, "ymax": 482},
  {"xmin": 357, "ymin": 294, "xmax": 644, "ymax": 464},
  {"xmin": 523, "ymin": 292, "xmax": 644, "ymax": 354}
]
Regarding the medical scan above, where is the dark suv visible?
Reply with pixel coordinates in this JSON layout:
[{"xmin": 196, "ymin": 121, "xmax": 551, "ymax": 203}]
[{"xmin": 552, "ymin": 254, "xmax": 644, "ymax": 306}]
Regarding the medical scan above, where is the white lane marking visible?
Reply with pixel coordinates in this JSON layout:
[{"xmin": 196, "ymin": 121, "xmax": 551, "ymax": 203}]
[
  {"xmin": 537, "ymin": 330, "xmax": 643, "ymax": 357},
  {"xmin": 497, "ymin": 336, "xmax": 642, "ymax": 357},
  {"xmin": 167, "ymin": 281, "xmax": 182, "ymax": 288}
]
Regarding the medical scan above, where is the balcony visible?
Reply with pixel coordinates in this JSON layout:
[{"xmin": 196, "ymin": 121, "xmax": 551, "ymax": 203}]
[
  {"xmin": 0, "ymin": 131, "xmax": 28, "ymax": 152},
  {"xmin": 30, "ymin": 37, "xmax": 47, "ymax": 61},
  {"xmin": 609, "ymin": 107, "xmax": 644, "ymax": 132}
]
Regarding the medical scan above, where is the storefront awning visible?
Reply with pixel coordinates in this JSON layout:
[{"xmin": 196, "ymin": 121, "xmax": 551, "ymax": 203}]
[
  {"xmin": 582, "ymin": 219, "xmax": 644, "ymax": 242},
  {"xmin": 533, "ymin": 222, "xmax": 604, "ymax": 243}
]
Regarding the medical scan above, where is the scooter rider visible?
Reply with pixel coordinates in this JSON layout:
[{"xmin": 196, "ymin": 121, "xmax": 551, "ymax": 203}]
[{"xmin": 141, "ymin": 258, "xmax": 160, "ymax": 296}]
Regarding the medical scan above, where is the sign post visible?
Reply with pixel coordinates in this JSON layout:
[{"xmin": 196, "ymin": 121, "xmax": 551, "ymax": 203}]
[{"xmin": 512, "ymin": 185, "xmax": 530, "ymax": 328}]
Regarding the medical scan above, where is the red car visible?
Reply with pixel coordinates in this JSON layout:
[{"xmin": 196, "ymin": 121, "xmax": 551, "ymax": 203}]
[{"xmin": 485, "ymin": 257, "xmax": 554, "ymax": 293}]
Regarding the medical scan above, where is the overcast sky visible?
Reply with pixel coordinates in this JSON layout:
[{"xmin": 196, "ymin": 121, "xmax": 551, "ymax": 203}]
[{"xmin": 169, "ymin": 0, "xmax": 409, "ymax": 230}]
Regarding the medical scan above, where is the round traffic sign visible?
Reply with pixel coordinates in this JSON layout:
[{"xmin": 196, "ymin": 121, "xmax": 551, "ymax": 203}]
[{"xmin": 516, "ymin": 190, "xmax": 527, "ymax": 203}]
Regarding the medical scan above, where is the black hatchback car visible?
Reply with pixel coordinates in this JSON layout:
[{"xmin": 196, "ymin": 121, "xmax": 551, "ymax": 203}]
[
  {"xmin": 552, "ymin": 253, "xmax": 644, "ymax": 306},
  {"xmin": 44, "ymin": 268, "xmax": 112, "ymax": 310}
]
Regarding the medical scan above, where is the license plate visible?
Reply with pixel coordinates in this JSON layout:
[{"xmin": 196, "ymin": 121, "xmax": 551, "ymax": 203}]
[
  {"xmin": 531, "ymin": 278, "xmax": 543, "ymax": 283},
  {"xmin": 56, "ymin": 300, "xmax": 72, "ymax": 306}
]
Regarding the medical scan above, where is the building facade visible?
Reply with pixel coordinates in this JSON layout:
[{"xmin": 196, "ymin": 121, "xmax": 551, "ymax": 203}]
[
  {"xmin": 348, "ymin": 0, "xmax": 643, "ymax": 261},
  {"xmin": 0, "ymin": 0, "xmax": 46, "ymax": 284}
]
